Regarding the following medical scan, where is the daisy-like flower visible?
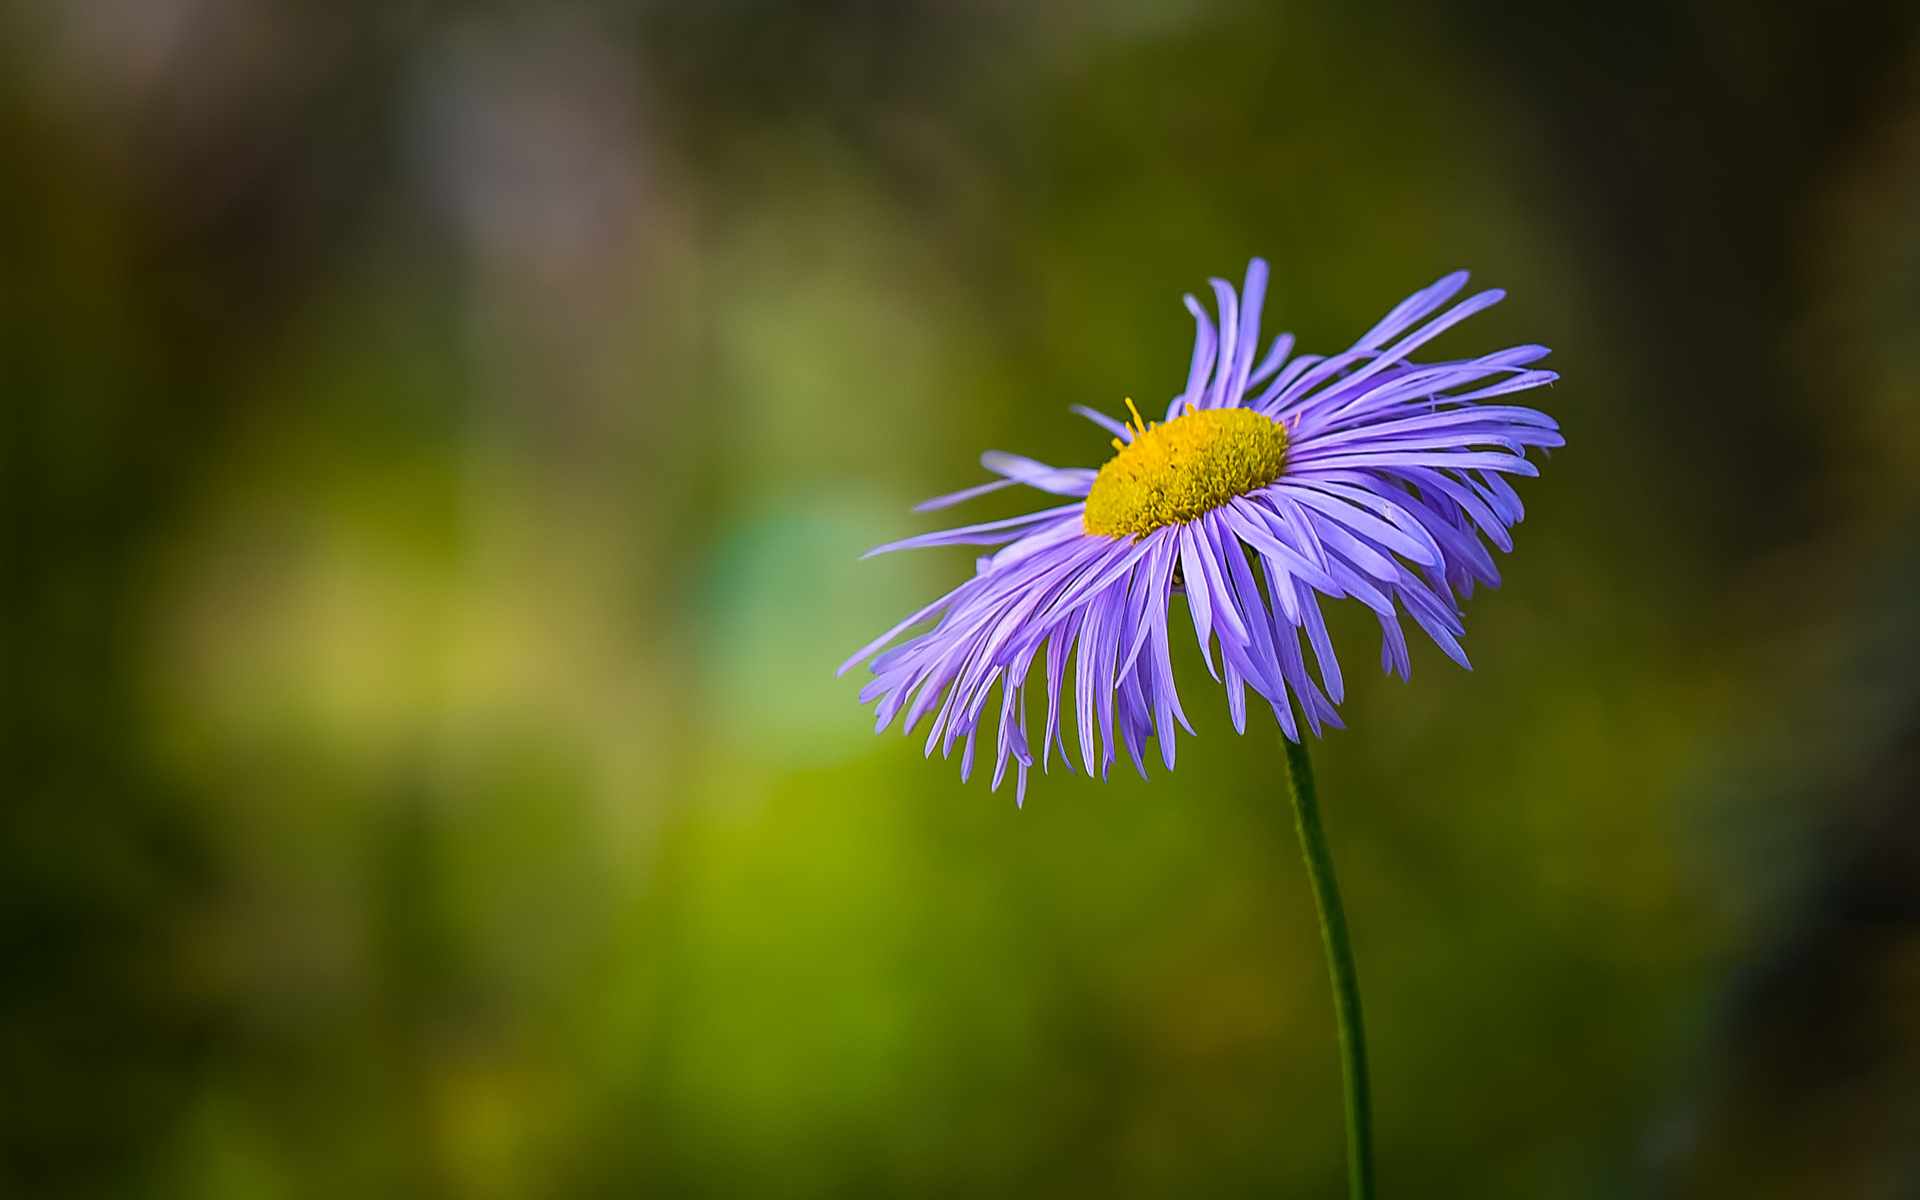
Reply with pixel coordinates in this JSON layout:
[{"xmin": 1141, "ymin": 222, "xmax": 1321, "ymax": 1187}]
[{"xmin": 840, "ymin": 259, "xmax": 1561, "ymax": 803}]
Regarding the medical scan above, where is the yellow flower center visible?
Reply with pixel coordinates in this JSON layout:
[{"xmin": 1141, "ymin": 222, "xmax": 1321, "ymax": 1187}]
[{"xmin": 1083, "ymin": 400, "xmax": 1289, "ymax": 538}]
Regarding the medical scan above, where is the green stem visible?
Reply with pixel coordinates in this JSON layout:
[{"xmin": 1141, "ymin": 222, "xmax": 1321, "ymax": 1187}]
[{"xmin": 1283, "ymin": 734, "xmax": 1374, "ymax": 1200}]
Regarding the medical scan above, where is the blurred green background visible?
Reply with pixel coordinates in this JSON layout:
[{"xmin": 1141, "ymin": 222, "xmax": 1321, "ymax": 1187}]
[{"xmin": 3, "ymin": 1, "xmax": 1920, "ymax": 1197}]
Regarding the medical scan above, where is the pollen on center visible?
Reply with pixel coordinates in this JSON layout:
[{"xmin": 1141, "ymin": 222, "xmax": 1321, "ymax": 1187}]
[{"xmin": 1083, "ymin": 401, "xmax": 1289, "ymax": 538}]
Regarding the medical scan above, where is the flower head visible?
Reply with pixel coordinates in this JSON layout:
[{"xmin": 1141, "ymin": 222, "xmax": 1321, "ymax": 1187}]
[{"xmin": 840, "ymin": 260, "xmax": 1562, "ymax": 803}]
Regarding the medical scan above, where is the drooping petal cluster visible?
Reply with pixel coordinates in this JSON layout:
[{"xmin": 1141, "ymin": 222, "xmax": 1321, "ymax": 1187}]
[{"xmin": 840, "ymin": 260, "xmax": 1562, "ymax": 802}]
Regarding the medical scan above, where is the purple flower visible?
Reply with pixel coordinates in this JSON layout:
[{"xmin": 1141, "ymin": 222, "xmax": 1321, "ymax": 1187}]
[{"xmin": 840, "ymin": 260, "xmax": 1562, "ymax": 803}]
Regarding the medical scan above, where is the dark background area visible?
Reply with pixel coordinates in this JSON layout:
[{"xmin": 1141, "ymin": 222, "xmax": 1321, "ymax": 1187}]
[{"xmin": 3, "ymin": 0, "xmax": 1919, "ymax": 1196}]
